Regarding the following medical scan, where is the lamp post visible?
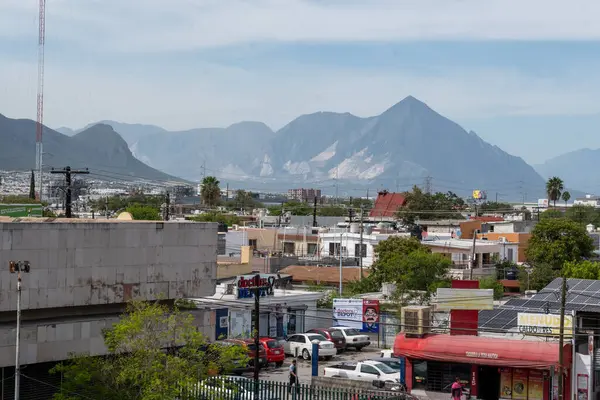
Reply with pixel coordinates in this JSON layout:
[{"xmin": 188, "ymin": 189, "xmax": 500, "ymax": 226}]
[{"xmin": 9, "ymin": 261, "xmax": 31, "ymax": 400}]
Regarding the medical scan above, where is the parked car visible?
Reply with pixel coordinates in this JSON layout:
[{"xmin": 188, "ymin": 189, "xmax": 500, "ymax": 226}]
[
  {"xmin": 259, "ymin": 337, "xmax": 285, "ymax": 367},
  {"xmin": 329, "ymin": 327, "xmax": 371, "ymax": 351},
  {"xmin": 283, "ymin": 333, "xmax": 337, "ymax": 360},
  {"xmin": 323, "ymin": 361, "xmax": 401, "ymax": 383},
  {"xmin": 306, "ymin": 328, "xmax": 347, "ymax": 352},
  {"xmin": 223, "ymin": 339, "xmax": 268, "ymax": 368}
]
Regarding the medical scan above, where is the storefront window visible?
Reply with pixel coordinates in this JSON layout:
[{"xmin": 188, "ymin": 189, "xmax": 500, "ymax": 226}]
[
  {"xmin": 286, "ymin": 309, "xmax": 305, "ymax": 335},
  {"xmin": 413, "ymin": 360, "xmax": 427, "ymax": 390}
]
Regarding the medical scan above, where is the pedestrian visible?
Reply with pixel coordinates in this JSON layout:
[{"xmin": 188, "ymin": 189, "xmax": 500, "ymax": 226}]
[
  {"xmin": 451, "ymin": 377, "xmax": 463, "ymax": 400},
  {"xmin": 289, "ymin": 360, "xmax": 298, "ymax": 395}
]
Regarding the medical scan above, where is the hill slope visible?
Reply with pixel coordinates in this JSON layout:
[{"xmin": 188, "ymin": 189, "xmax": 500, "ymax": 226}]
[
  {"xmin": 536, "ymin": 149, "xmax": 600, "ymax": 195},
  {"xmin": 0, "ymin": 114, "xmax": 183, "ymax": 182}
]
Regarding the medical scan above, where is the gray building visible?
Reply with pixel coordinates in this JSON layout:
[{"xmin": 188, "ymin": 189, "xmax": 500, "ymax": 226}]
[{"xmin": 0, "ymin": 218, "xmax": 218, "ymax": 367}]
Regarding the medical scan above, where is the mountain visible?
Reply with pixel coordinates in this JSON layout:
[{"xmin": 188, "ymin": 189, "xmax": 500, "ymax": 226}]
[
  {"xmin": 58, "ymin": 96, "xmax": 549, "ymax": 199},
  {"xmin": 0, "ymin": 114, "xmax": 183, "ymax": 183},
  {"xmin": 536, "ymin": 149, "xmax": 600, "ymax": 195}
]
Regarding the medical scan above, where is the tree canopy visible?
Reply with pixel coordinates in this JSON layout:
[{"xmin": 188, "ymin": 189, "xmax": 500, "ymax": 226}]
[
  {"xmin": 362, "ymin": 236, "xmax": 451, "ymax": 302},
  {"xmin": 396, "ymin": 186, "xmax": 465, "ymax": 226},
  {"xmin": 525, "ymin": 218, "xmax": 594, "ymax": 269},
  {"xmin": 52, "ymin": 300, "xmax": 247, "ymax": 400},
  {"xmin": 126, "ymin": 205, "xmax": 161, "ymax": 221},
  {"xmin": 546, "ymin": 176, "xmax": 564, "ymax": 207},
  {"xmin": 200, "ymin": 176, "xmax": 221, "ymax": 207}
]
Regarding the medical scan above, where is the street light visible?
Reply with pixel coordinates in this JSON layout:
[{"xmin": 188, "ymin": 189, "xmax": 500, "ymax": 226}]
[{"xmin": 9, "ymin": 261, "xmax": 31, "ymax": 400}]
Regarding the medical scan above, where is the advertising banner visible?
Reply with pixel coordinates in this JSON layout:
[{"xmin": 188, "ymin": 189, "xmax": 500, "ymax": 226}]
[
  {"xmin": 333, "ymin": 299, "xmax": 363, "ymax": 330},
  {"xmin": 517, "ymin": 313, "xmax": 573, "ymax": 337},
  {"xmin": 528, "ymin": 370, "xmax": 544, "ymax": 400},
  {"xmin": 512, "ymin": 369, "xmax": 529, "ymax": 400},
  {"xmin": 436, "ymin": 288, "xmax": 494, "ymax": 311},
  {"xmin": 362, "ymin": 300, "xmax": 380, "ymax": 333},
  {"xmin": 499, "ymin": 368, "xmax": 513, "ymax": 399}
]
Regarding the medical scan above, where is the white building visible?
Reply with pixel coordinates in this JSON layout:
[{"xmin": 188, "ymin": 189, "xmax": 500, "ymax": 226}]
[
  {"xmin": 192, "ymin": 279, "xmax": 325, "ymax": 339},
  {"xmin": 574, "ymin": 194, "xmax": 600, "ymax": 208},
  {"xmin": 318, "ymin": 231, "xmax": 411, "ymax": 267}
]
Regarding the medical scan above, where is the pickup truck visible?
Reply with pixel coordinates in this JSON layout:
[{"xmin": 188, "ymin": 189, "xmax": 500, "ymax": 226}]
[{"xmin": 323, "ymin": 361, "xmax": 401, "ymax": 383}]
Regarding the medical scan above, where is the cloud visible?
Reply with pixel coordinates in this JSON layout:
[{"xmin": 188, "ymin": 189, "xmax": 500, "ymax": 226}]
[{"xmin": 2, "ymin": 0, "xmax": 600, "ymax": 53}]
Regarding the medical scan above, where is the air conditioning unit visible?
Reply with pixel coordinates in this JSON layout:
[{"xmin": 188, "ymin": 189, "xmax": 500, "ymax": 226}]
[
  {"xmin": 499, "ymin": 236, "xmax": 507, "ymax": 243},
  {"xmin": 401, "ymin": 306, "xmax": 431, "ymax": 337}
]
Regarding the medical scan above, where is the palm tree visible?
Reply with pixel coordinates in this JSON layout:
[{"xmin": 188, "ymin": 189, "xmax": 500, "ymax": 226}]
[
  {"xmin": 546, "ymin": 176, "xmax": 564, "ymax": 207},
  {"xmin": 561, "ymin": 191, "xmax": 571, "ymax": 207},
  {"xmin": 200, "ymin": 176, "xmax": 221, "ymax": 207}
]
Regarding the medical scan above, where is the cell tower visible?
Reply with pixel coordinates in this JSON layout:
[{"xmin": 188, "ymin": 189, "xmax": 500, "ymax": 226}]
[{"xmin": 35, "ymin": 0, "xmax": 46, "ymax": 201}]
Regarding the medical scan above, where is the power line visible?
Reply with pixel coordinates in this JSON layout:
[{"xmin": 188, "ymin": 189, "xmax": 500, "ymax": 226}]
[{"xmin": 50, "ymin": 166, "xmax": 89, "ymax": 218}]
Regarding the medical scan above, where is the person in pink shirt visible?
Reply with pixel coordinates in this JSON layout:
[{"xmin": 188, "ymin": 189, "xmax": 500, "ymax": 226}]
[{"xmin": 451, "ymin": 377, "xmax": 463, "ymax": 400}]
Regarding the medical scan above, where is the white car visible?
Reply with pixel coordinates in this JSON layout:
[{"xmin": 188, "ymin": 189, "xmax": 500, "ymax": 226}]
[
  {"xmin": 329, "ymin": 327, "xmax": 371, "ymax": 351},
  {"xmin": 323, "ymin": 360, "xmax": 401, "ymax": 383},
  {"xmin": 284, "ymin": 333, "xmax": 337, "ymax": 360}
]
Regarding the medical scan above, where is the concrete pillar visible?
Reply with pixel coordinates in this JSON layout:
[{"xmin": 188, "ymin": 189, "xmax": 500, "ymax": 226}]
[{"xmin": 240, "ymin": 246, "xmax": 251, "ymax": 264}]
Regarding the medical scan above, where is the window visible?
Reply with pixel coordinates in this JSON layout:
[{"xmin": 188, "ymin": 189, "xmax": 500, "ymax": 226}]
[
  {"xmin": 306, "ymin": 334, "xmax": 327, "ymax": 342},
  {"xmin": 329, "ymin": 242, "xmax": 340, "ymax": 256},
  {"xmin": 330, "ymin": 330, "xmax": 344, "ymax": 339},
  {"xmin": 307, "ymin": 243, "xmax": 318, "ymax": 255},
  {"xmin": 507, "ymin": 248, "xmax": 514, "ymax": 261},
  {"xmin": 344, "ymin": 329, "xmax": 361, "ymax": 336},
  {"xmin": 355, "ymin": 243, "xmax": 367, "ymax": 257},
  {"xmin": 283, "ymin": 242, "xmax": 295, "ymax": 254},
  {"xmin": 360, "ymin": 365, "xmax": 380, "ymax": 375},
  {"xmin": 372, "ymin": 362, "xmax": 395, "ymax": 374},
  {"xmin": 248, "ymin": 239, "xmax": 257, "ymax": 250}
]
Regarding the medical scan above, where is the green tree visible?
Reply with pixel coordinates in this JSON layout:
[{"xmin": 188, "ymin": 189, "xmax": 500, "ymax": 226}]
[
  {"xmin": 366, "ymin": 236, "xmax": 450, "ymax": 302},
  {"xmin": 561, "ymin": 191, "xmax": 571, "ymax": 207},
  {"xmin": 479, "ymin": 276, "xmax": 504, "ymax": 300},
  {"xmin": 518, "ymin": 263, "xmax": 558, "ymax": 292},
  {"xmin": 0, "ymin": 195, "xmax": 41, "ymax": 204},
  {"xmin": 397, "ymin": 186, "xmax": 464, "ymax": 225},
  {"xmin": 525, "ymin": 218, "xmax": 594, "ymax": 269},
  {"xmin": 479, "ymin": 202, "xmax": 514, "ymax": 213},
  {"xmin": 318, "ymin": 206, "xmax": 346, "ymax": 217},
  {"xmin": 200, "ymin": 176, "xmax": 221, "ymax": 207},
  {"xmin": 51, "ymin": 300, "xmax": 247, "ymax": 400},
  {"xmin": 29, "ymin": 170, "xmax": 36, "ymax": 199},
  {"xmin": 126, "ymin": 205, "xmax": 161, "ymax": 220},
  {"xmin": 189, "ymin": 212, "xmax": 241, "ymax": 226},
  {"xmin": 546, "ymin": 176, "xmax": 564, "ymax": 208},
  {"xmin": 565, "ymin": 205, "xmax": 600, "ymax": 226},
  {"xmin": 540, "ymin": 209, "xmax": 563, "ymax": 220},
  {"xmin": 562, "ymin": 260, "xmax": 600, "ymax": 280}
]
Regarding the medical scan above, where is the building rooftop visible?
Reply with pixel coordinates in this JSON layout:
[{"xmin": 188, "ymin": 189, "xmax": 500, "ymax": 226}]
[
  {"xmin": 369, "ymin": 191, "xmax": 406, "ymax": 218},
  {"xmin": 280, "ymin": 265, "xmax": 369, "ymax": 284}
]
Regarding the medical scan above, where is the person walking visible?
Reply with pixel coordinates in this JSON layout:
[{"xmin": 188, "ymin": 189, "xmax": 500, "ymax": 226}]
[
  {"xmin": 451, "ymin": 377, "xmax": 463, "ymax": 400},
  {"xmin": 289, "ymin": 360, "xmax": 299, "ymax": 395}
]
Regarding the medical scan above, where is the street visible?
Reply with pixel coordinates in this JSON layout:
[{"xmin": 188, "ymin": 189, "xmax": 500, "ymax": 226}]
[{"xmin": 254, "ymin": 346, "xmax": 384, "ymax": 383}]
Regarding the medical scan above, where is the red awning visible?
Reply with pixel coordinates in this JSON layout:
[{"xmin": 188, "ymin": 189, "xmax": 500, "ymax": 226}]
[{"xmin": 394, "ymin": 334, "xmax": 571, "ymax": 369}]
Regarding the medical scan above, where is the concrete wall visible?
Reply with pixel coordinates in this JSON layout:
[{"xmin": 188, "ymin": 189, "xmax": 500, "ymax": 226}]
[{"xmin": 0, "ymin": 220, "xmax": 218, "ymax": 311}]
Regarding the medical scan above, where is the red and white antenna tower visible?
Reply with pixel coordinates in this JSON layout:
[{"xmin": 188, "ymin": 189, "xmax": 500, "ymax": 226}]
[{"xmin": 35, "ymin": 0, "xmax": 46, "ymax": 201}]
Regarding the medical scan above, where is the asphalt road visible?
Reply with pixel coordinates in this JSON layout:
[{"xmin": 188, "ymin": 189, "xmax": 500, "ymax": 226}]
[{"xmin": 254, "ymin": 346, "xmax": 383, "ymax": 383}]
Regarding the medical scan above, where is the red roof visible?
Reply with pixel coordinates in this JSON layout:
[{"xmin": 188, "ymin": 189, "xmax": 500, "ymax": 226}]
[
  {"xmin": 369, "ymin": 191, "xmax": 406, "ymax": 218},
  {"xmin": 500, "ymin": 279, "xmax": 521, "ymax": 289},
  {"xmin": 393, "ymin": 333, "xmax": 571, "ymax": 369}
]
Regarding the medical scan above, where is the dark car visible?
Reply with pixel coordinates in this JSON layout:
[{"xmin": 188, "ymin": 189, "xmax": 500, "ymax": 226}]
[
  {"xmin": 306, "ymin": 328, "xmax": 346, "ymax": 352},
  {"xmin": 223, "ymin": 339, "xmax": 268, "ymax": 369}
]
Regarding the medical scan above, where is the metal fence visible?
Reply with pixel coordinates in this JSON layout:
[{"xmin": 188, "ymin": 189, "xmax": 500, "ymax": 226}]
[{"xmin": 181, "ymin": 377, "xmax": 410, "ymax": 400}]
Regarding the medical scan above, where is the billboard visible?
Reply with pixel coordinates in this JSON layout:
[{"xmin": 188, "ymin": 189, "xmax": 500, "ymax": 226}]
[
  {"xmin": 537, "ymin": 199, "xmax": 549, "ymax": 208},
  {"xmin": 517, "ymin": 313, "xmax": 573, "ymax": 337},
  {"xmin": 472, "ymin": 190, "xmax": 487, "ymax": 200},
  {"xmin": 435, "ymin": 288, "xmax": 494, "ymax": 311},
  {"xmin": 234, "ymin": 274, "xmax": 277, "ymax": 299},
  {"xmin": 0, "ymin": 204, "xmax": 43, "ymax": 218},
  {"xmin": 333, "ymin": 298, "xmax": 380, "ymax": 333}
]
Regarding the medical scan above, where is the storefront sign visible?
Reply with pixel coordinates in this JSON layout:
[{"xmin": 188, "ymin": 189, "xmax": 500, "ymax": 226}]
[
  {"xmin": 435, "ymin": 288, "xmax": 494, "ymax": 310},
  {"xmin": 465, "ymin": 351, "xmax": 499, "ymax": 359},
  {"xmin": 235, "ymin": 274, "xmax": 277, "ymax": 299},
  {"xmin": 517, "ymin": 313, "xmax": 573, "ymax": 336},
  {"xmin": 362, "ymin": 300, "xmax": 380, "ymax": 333}
]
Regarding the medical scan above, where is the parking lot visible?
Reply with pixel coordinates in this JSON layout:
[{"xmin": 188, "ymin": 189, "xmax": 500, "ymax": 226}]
[{"xmin": 254, "ymin": 346, "xmax": 384, "ymax": 383}]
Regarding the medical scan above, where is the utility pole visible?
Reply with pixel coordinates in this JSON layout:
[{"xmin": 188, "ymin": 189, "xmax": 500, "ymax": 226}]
[
  {"xmin": 50, "ymin": 166, "xmax": 89, "ymax": 218},
  {"xmin": 339, "ymin": 231, "xmax": 343, "ymax": 296},
  {"xmin": 557, "ymin": 276, "xmax": 568, "ymax": 400},
  {"xmin": 105, "ymin": 195, "xmax": 109, "ymax": 219},
  {"xmin": 359, "ymin": 205, "xmax": 364, "ymax": 280},
  {"xmin": 469, "ymin": 230, "xmax": 477, "ymax": 280},
  {"xmin": 164, "ymin": 191, "xmax": 170, "ymax": 221},
  {"xmin": 9, "ymin": 260, "xmax": 31, "ymax": 400},
  {"xmin": 201, "ymin": 160, "xmax": 206, "ymax": 180},
  {"xmin": 226, "ymin": 183, "xmax": 229, "ymax": 202},
  {"xmin": 250, "ymin": 274, "xmax": 276, "ymax": 400},
  {"xmin": 424, "ymin": 176, "xmax": 432, "ymax": 194},
  {"xmin": 312, "ymin": 196, "xmax": 317, "ymax": 227}
]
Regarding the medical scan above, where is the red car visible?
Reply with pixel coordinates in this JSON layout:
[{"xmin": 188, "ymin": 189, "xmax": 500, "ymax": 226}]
[
  {"xmin": 259, "ymin": 337, "xmax": 285, "ymax": 367},
  {"xmin": 306, "ymin": 328, "xmax": 346, "ymax": 352}
]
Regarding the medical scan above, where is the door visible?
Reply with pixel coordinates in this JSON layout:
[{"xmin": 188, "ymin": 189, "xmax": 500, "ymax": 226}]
[
  {"xmin": 215, "ymin": 308, "xmax": 228, "ymax": 340},
  {"xmin": 360, "ymin": 364, "xmax": 381, "ymax": 382},
  {"xmin": 284, "ymin": 335, "xmax": 297, "ymax": 355}
]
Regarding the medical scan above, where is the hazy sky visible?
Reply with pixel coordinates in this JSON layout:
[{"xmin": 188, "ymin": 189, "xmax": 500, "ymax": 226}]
[{"xmin": 2, "ymin": 0, "xmax": 600, "ymax": 164}]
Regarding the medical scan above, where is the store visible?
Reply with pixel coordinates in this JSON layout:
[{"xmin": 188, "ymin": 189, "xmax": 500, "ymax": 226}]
[{"xmin": 394, "ymin": 333, "xmax": 572, "ymax": 400}]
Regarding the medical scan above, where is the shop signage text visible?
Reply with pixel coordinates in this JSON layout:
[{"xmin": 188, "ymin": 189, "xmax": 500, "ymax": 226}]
[
  {"xmin": 517, "ymin": 313, "xmax": 573, "ymax": 336},
  {"xmin": 465, "ymin": 351, "xmax": 499, "ymax": 359},
  {"xmin": 235, "ymin": 274, "xmax": 276, "ymax": 299}
]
